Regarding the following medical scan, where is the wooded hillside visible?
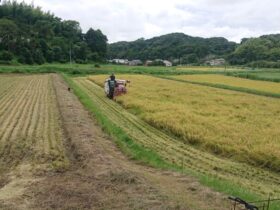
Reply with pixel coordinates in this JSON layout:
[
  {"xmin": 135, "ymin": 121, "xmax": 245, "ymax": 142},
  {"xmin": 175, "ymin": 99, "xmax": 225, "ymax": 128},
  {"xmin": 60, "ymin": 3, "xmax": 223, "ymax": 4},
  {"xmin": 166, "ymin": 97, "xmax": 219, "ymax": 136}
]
[
  {"xmin": 108, "ymin": 33, "xmax": 236, "ymax": 64},
  {"xmin": 0, "ymin": 0, "xmax": 107, "ymax": 64},
  {"xmin": 228, "ymin": 34, "xmax": 280, "ymax": 67}
]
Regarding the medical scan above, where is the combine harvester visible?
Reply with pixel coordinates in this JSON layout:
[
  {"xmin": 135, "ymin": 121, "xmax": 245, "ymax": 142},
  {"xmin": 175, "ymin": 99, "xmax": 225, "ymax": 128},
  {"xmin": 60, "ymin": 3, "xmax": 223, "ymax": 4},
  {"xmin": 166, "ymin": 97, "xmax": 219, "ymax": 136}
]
[{"xmin": 104, "ymin": 78, "xmax": 130, "ymax": 98}]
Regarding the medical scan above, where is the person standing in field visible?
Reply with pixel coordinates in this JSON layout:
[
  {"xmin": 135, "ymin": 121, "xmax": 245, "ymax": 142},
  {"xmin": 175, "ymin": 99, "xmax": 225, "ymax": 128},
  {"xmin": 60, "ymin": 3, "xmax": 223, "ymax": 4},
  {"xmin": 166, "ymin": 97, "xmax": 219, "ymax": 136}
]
[{"xmin": 108, "ymin": 73, "xmax": 117, "ymax": 99}]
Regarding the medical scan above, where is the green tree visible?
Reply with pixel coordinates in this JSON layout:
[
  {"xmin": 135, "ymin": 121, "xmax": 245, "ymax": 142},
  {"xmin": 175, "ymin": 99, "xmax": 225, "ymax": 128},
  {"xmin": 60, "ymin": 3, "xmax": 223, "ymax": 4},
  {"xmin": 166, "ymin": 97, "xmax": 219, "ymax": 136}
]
[
  {"xmin": 19, "ymin": 47, "xmax": 33, "ymax": 64},
  {"xmin": 34, "ymin": 20, "xmax": 54, "ymax": 39},
  {"xmin": 52, "ymin": 46, "xmax": 62, "ymax": 62},
  {"xmin": 45, "ymin": 49, "xmax": 54, "ymax": 63},
  {"xmin": 33, "ymin": 49, "xmax": 45, "ymax": 64},
  {"xmin": 0, "ymin": 50, "xmax": 13, "ymax": 61},
  {"xmin": 182, "ymin": 54, "xmax": 199, "ymax": 64},
  {"xmin": 0, "ymin": 18, "xmax": 18, "ymax": 51},
  {"xmin": 73, "ymin": 42, "xmax": 89, "ymax": 61},
  {"xmin": 85, "ymin": 28, "xmax": 108, "ymax": 60},
  {"xmin": 61, "ymin": 20, "xmax": 82, "ymax": 41}
]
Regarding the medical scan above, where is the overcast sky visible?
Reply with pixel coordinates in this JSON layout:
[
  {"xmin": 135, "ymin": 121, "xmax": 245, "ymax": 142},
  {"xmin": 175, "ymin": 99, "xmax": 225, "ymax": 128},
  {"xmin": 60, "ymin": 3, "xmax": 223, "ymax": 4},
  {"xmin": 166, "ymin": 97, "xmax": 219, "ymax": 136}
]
[{"xmin": 16, "ymin": 0, "xmax": 280, "ymax": 43}]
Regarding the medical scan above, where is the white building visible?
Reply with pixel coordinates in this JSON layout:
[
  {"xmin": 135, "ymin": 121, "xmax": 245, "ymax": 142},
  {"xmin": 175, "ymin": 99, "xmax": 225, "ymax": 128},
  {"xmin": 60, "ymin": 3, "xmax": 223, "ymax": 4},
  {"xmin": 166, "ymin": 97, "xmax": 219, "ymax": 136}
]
[
  {"xmin": 163, "ymin": 60, "xmax": 172, "ymax": 67},
  {"xmin": 145, "ymin": 60, "xmax": 153, "ymax": 66},
  {"xmin": 129, "ymin": 60, "xmax": 143, "ymax": 66},
  {"xmin": 206, "ymin": 58, "xmax": 226, "ymax": 66},
  {"xmin": 112, "ymin": 59, "xmax": 129, "ymax": 65}
]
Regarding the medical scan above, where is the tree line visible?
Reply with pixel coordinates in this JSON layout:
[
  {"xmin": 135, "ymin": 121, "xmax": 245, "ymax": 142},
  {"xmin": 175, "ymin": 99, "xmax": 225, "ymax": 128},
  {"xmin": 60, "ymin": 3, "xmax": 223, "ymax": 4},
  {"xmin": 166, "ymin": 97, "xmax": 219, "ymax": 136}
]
[{"xmin": 0, "ymin": 0, "xmax": 108, "ymax": 64}]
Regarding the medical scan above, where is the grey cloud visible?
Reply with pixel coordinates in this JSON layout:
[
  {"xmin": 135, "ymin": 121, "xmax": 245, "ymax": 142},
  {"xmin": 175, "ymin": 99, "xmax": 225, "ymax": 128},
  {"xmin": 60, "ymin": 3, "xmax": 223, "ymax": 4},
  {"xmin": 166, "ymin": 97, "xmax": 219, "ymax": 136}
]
[{"xmin": 16, "ymin": 0, "xmax": 280, "ymax": 43}]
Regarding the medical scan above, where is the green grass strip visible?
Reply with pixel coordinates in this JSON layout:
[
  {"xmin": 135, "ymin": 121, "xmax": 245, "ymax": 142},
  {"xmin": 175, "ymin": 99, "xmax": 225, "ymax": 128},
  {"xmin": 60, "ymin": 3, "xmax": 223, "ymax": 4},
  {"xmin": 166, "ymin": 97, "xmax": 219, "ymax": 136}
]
[
  {"xmin": 158, "ymin": 76, "xmax": 280, "ymax": 99},
  {"xmin": 230, "ymin": 73, "xmax": 280, "ymax": 83},
  {"xmin": 0, "ymin": 64, "xmax": 250, "ymax": 76},
  {"xmin": 62, "ymin": 74, "xmax": 280, "ymax": 210}
]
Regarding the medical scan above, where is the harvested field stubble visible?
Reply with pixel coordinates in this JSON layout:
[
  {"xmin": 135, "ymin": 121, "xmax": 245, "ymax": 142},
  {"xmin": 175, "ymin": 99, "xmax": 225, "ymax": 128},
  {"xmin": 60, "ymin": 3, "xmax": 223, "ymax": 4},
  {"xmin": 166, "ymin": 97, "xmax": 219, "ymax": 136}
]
[
  {"xmin": 0, "ymin": 75, "xmax": 68, "ymax": 172},
  {"xmin": 74, "ymin": 76, "xmax": 280, "ymax": 197}
]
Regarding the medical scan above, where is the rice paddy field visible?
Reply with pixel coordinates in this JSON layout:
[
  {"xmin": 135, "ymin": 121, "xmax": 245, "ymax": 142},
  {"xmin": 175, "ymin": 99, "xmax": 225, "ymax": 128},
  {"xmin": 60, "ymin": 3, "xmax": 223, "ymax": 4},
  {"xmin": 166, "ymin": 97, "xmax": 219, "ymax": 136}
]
[
  {"xmin": 1, "ymin": 69, "xmax": 280, "ymax": 208},
  {"xmin": 0, "ymin": 74, "xmax": 68, "ymax": 172},
  {"xmin": 169, "ymin": 74, "xmax": 280, "ymax": 95},
  {"xmin": 0, "ymin": 69, "xmax": 280, "ymax": 210},
  {"xmin": 88, "ymin": 75, "xmax": 280, "ymax": 172},
  {"xmin": 73, "ymin": 75, "xmax": 280, "ymax": 198}
]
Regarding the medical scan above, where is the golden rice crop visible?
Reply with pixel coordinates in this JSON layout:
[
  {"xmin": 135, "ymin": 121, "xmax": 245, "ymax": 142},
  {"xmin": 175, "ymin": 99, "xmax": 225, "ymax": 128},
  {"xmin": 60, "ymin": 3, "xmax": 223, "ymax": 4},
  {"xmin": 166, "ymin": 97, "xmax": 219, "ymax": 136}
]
[
  {"xmin": 170, "ymin": 74, "xmax": 280, "ymax": 94},
  {"xmin": 89, "ymin": 74, "xmax": 280, "ymax": 171},
  {"xmin": 75, "ymin": 76, "xmax": 280, "ymax": 196}
]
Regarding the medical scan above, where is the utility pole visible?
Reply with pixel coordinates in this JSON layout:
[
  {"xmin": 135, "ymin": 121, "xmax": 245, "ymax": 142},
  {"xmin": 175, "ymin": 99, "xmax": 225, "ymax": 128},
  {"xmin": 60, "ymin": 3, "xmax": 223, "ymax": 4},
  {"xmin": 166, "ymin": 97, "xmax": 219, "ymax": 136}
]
[{"xmin": 69, "ymin": 45, "xmax": 72, "ymax": 65}]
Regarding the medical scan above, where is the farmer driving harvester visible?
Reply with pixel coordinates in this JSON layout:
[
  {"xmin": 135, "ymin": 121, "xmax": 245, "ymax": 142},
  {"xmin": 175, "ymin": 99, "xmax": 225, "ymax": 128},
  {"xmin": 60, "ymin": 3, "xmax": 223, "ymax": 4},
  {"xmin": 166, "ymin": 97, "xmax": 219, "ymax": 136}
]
[
  {"xmin": 107, "ymin": 73, "xmax": 117, "ymax": 99},
  {"xmin": 104, "ymin": 74, "xmax": 130, "ymax": 99}
]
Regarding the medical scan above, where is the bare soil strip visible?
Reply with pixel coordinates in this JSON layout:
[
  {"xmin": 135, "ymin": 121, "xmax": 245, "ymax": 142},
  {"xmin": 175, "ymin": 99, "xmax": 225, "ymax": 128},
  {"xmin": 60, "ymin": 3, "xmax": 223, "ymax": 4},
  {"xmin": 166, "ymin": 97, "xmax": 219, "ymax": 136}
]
[
  {"xmin": 73, "ymin": 77, "xmax": 280, "ymax": 197},
  {"xmin": 24, "ymin": 74, "xmax": 229, "ymax": 210}
]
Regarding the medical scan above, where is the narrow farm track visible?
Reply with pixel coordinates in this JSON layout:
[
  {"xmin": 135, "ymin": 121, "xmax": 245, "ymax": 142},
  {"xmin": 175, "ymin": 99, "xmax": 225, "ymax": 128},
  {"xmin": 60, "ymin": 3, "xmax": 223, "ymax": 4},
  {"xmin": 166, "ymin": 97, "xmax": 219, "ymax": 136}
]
[{"xmin": 74, "ymin": 77, "xmax": 280, "ymax": 197}]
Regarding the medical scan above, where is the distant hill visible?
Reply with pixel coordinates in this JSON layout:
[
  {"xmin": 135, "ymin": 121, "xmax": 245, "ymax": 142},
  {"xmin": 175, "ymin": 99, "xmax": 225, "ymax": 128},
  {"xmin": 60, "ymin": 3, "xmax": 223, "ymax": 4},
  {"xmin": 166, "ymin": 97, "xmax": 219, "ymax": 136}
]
[
  {"xmin": 109, "ymin": 33, "xmax": 280, "ymax": 67},
  {"xmin": 228, "ymin": 34, "xmax": 280, "ymax": 67},
  {"xmin": 108, "ymin": 33, "xmax": 237, "ymax": 64}
]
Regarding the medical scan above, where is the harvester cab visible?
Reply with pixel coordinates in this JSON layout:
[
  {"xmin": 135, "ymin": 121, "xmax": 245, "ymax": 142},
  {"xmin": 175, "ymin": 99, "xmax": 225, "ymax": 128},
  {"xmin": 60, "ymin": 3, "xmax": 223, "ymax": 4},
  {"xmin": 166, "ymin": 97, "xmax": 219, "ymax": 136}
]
[{"xmin": 104, "ymin": 78, "xmax": 130, "ymax": 98}]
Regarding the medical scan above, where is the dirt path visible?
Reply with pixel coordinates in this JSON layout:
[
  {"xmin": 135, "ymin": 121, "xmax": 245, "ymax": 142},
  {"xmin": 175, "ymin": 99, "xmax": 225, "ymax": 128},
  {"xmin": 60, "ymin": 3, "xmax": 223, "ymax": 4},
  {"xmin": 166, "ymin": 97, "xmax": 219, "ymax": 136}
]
[{"xmin": 19, "ymin": 74, "xmax": 229, "ymax": 210}]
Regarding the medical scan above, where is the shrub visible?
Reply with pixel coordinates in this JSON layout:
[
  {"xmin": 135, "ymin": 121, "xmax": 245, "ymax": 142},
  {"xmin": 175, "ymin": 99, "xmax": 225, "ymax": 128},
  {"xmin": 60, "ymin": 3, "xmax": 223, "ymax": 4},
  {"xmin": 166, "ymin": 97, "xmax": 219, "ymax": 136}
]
[
  {"xmin": 0, "ymin": 51, "xmax": 13, "ymax": 61},
  {"xmin": 75, "ymin": 59, "xmax": 88, "ymax": 64},
  {"xmin": 71, "ymin": 70, "xmax": 82, "ymax": 75}
]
